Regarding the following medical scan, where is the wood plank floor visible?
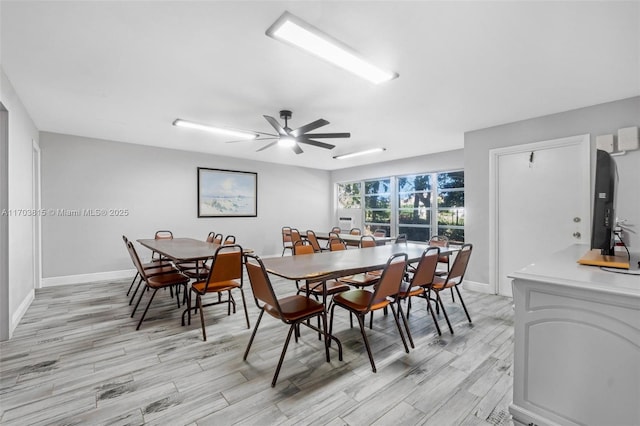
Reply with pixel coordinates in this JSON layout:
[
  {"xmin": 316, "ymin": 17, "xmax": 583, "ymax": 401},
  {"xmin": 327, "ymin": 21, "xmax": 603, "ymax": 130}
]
[{"xmin": 0, "ymin": 275, "xmax": 515, "ymax": 425}]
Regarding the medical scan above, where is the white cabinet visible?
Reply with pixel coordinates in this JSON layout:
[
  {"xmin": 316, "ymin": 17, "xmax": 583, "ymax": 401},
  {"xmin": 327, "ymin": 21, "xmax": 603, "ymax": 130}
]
[{"xmin": 509, "ymin": 245, "xmax": 640, "ymax": 426}]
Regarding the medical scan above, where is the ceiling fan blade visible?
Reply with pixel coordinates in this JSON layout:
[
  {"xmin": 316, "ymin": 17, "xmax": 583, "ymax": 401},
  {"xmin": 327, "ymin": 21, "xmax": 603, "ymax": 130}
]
[
  {"xmin": 296, "ymin": 137, "xmax": 336, "ymax": 150},
  {"xmin": 303, "ymin": 132, "xmax": 351, "ymax": 139},
  {"xmin": 263, "ymin": 115, "xmax": 288, "ymax": 136},
  {"xmin": 256, "ymin": 141, "xmax": 279, "ymax": 152},
  {"xmin": 292, "ymin": 143, "xmax": 303, "ymax": 154},
  {"xmin": 290, "ymin": 119, "xmax": 329, "ymax": 137}
]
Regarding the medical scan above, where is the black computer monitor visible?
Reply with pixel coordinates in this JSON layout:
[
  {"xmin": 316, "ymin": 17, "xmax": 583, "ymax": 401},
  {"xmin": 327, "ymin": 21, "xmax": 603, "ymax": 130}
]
[{"xmin": 590, "ymin": 149, "xmax": 617, "ymax": 256}]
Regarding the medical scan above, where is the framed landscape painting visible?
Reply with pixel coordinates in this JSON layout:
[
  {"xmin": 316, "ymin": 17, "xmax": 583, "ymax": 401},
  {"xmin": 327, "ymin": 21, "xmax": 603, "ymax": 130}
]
[{"xmin": 197, "ymin": 168, "xmax": 257, "ymax": 217}]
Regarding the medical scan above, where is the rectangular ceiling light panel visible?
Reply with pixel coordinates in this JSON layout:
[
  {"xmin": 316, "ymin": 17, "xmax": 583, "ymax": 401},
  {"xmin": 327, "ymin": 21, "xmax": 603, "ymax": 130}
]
[{"xmin": 266, "ymin": 11, "xmax": 398, "ymax": 84}]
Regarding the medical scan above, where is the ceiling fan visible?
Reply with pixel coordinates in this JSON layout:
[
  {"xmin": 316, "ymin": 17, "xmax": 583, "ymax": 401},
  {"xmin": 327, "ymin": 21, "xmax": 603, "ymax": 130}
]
[{"xmin": 229, "ymin": 110, "xmax": 351, "ymax": 154}]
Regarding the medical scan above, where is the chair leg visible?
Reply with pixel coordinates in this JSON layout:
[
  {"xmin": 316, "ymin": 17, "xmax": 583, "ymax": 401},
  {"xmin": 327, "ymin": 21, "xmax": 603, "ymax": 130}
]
[
  {"xmin": 389, "ymin": 304, "xmax": 410, "ymax": 353},
  {"xmin": 131, "ymin": 283, "xmax": 148, "ymax": 317},
  {"xmin": 396, "ymin": 300, "xmax": 414, "ymax": 349},
  {"xmin": 129, "ymin": 276, "xmax": 143, "ymax": 305},
  {"xmin": 455, "ymin": 285, "xmax": 472, "ymax": 323},
  {"xmin": 244, "ymin": 309, "xmax": 264, "ymax": 360},
  {"xmin": 197, "ymin": 295, "xmax": 206, "ymax": 341},
  {"xmin": 436, "ymin": 291, "xmax": 454, "ymax": 334},
  {"xmin": 425, "ymin": 291, "xmax": 442, "ymax": 336},
  {"xmin": 272, "ymin": 323, "xmax": 296, "ymax": 387},
  {"xmin": 355, "ymin": 313, "xmax": 377, "ymax": 373},
  {"xmin": 136, "ymin": 288, "xmax": 158, "ymax": 330},
  {"xmin": 239, "ymin": 288, "xmax": 250, "ymax": 329},
  {"xmin": 126, "ymin": 272, "xmax": 139, "ymax": 296},
  {"xmin": 321, "ymin": 312, "xmax": 330, "ymax": 362}
]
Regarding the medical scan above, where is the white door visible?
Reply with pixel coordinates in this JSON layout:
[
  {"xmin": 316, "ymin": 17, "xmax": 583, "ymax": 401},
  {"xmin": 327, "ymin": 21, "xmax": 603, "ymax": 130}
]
[{"xmin": 490, "ymin": 134, "xmax": 591, "ymax": 297}]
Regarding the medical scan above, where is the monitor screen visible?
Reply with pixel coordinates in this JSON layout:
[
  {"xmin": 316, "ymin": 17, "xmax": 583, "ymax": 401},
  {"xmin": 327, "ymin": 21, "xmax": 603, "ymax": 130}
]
[{"xmin": 590, "ymin": 149, "xmax": 617, "ymax": 256}]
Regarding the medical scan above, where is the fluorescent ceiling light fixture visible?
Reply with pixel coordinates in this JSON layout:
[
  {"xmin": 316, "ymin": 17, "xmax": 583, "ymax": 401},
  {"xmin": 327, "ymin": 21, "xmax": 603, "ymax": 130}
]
[
  {"xmin": 173, "ymin": 119, "xmax": 257, "ymax": 140},
  {"xmin": 333, "ymin": 147, "xmax": 386, "ymax": 160},
  {"xmin": 266, "ymin": 11, "xmax": 398, "ymax": 84}
]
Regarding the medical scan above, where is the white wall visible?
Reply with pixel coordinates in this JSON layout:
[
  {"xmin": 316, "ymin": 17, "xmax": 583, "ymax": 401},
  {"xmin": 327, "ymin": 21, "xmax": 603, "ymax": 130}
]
[
  {"xmin": 39, "ymin": 132, "xmax": 331, "ymax": 282},
  {"xmin": 0, "ymin": 68, "xmax": 39, "ymax": 338},
  {"xmin": 465, "ymin": 96, "xmax": 640, "ymax": 288}
]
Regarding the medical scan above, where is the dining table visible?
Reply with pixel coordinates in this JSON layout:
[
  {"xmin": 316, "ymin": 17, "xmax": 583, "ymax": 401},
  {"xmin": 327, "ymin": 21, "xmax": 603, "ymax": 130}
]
[{"xmin": 262, "ymin": 242, "xmax": 457, "ymax": 283}]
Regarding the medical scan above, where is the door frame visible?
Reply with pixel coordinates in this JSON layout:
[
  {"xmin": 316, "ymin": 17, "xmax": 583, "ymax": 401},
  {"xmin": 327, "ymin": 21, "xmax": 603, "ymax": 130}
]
[
  {"xmin": 489, "ymin": 134, "xmax": 591, "ymax": 294},
  {"xmin": 32, "ymin": 140, "xmax": 42, "ymax": 289}
]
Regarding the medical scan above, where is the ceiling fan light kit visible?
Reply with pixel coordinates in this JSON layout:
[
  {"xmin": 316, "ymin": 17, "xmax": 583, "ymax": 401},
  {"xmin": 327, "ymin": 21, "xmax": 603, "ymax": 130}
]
[
  {"xmin": 172, "ymin": 119, "xmax": 257, "ymax": 140},
  {"xmin": 266, "ymin": 11, "xmax": 398, "ymax": 85},
  {"xmin": 333, "ymin": 147, "xmax": 386, "ymax": 160}
]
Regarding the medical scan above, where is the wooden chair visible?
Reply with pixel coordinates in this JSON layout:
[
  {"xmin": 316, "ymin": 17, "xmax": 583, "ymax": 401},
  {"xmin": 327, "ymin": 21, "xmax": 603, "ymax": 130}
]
[
  {"xmin": 212, "ymin": 233, "xmax": 224, "ymax": 244},
  {"xmin": 430, "ymin": 244, "xmax": 473, "ymax": 334},
  {"xmin": 331, "ymin": 226, "xmax": 342, "ymax": 234},
  {"xmin": 126, "ymin": 241, "xmax": 189, "ymax": 330},
  {"xmin": 429, "ymin": 235, "xmax": 454, "ymax": 301},
  {"xmin": 223, "ymin": 235, "xmax": 236, "ymax": 245},
  {"xmin": 152, "ymin": 230, "xmax": 173, "ymax": 260},
  {"xmin": 373, "ymin": 229, "xmax": 386, "ymax": 237},
  {"xmin": 329, "ymin": 253, "xmax": 409, "ymax": 373},
  {"xmin": 243, "ymin": 254, "xmax": 337, "ymax": 387},
  {"xmin": 185, "ymin": 244, "xmax": 250, "ymax": 341},
  {"xmin": 329, "ymin": 235, "xmax": 347, "ymax": 251},
  {"xmin": 122, "ymin": 235, "xmax": 172, "ymax": 299},
  {"xmin": 395, "ymin": 247, "xmax": 441, "ymax": 345},
  {"xmin": 395, "ymin": 234, "xmax": 408, "ymax": 243},
  {"xmin": 281, "ymin": 226, "xmax": 293, "ymax": 256},
  {"xmin": 305, "ymin": 230, "xmax": 327, "ymax": 252},
  {"xmin": 293, "ymin": 241, "xmax": 350, "ymax": 304},
  {"xmin": 176, "ymin": 232, "xmax": 218, "ymax": 279},
  {"xmin": 350, "ymin": 228, "xmax": 361, "ymax": 235}
]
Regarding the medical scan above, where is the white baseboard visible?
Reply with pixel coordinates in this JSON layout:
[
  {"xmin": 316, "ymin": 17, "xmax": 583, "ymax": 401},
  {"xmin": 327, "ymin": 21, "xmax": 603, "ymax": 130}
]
[
  {"xmin": 42, "ymin": 269, "xmax": 135, "ymax": 287},
  {"xmin": 11, "ymin": 288, "xmax": 34, "ymax": 337},
  {"xmin": 462, "ymin": 279, "xmax": 493, "ymax": 294}
]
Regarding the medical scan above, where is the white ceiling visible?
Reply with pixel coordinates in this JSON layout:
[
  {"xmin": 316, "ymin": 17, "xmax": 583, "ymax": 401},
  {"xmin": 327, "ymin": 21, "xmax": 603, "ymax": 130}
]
[{"xmin": 1, "ymin": 1, "xmax": 638, "ymax": 170}]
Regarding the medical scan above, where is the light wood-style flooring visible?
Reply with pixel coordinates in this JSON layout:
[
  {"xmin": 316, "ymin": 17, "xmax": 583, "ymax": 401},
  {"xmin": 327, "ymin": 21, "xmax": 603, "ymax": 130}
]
[{"xmin": 0, "ymin": 275, "xmax": 514, "ymax": 425}]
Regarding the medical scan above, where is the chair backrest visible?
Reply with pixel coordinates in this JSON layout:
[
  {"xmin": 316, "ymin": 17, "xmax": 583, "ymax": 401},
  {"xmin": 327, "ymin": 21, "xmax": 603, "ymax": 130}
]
[
  {"xmin": 429, "ymin": 235, "xmax": 450, "ymax": 262},
  {"xmin": 206, "ymin": 232, "xmax": 216, "ymax": 243},
  {"xmin": 360, "ymin": 235, "xmax": 376, "ymax": 248},
  {"xmin": 282, "ymin": 226, "xmax": 292, "ymax": 244},
  {"xmin": 293, "ymin": 240, "xmax": 315, "ymax": 255},
  {"xmin": 395, "ymin": 234, "xmax": 408, "ymax": 243},
  {"xmin": 155, "ymin": 230, "xmax": 173, "ymax": 240},
  {"xmin": 350, "ymin": 228, "xmax": 361, "ymax": 235},
  {"xmin": 373, "ymin": 229, "xmax": 386, "ymax": 237},
  {"xmin": 370, "ymin": 253, "xmax": 407, "ymax": 305},
  {"xmin": 126, "ymin": 240, "xmax": 148, "ymax": 281},
  {"xmin": 444, "ymin": 244, "xmax": 472, "ymax": 285},
  {"xmin": 213, "ymin": 233, "xmax": 224, "ymax": 244},
  {"xmin": 244, "ymin": 254, "xmax": 281, "ymax": 314},
  {"xmin": 331, "ymin": 226, "xmax": 342, "ymax": 234},
  {"xmin": 330, "ymin": 239, "xmax": 347, "ymax": 251},
  {"xmin": 290, "ymin": 228, "xmax": 302, "ymax": 245},
  {"xmin": 305, "ymin": 230, "xmax": 323, "ymax": 252},
  {"xmin": 411, "ymin": 247, "xmax": 440, "ymax": 287},
  {"xmin": 204, "ymin": 244, "xmax": 244, "ymax": 290},
  {"xmin": 223, "ymin": 235, "xmax": 236, "ymax": 245}
]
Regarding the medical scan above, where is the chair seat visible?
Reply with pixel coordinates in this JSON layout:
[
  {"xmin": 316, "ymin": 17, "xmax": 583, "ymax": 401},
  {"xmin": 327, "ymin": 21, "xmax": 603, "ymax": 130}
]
[
  {"xmin": 306, "ymin": 279, "xmax": 351, "ymax": 295},
  {"xmin": 432, "ymin": 276, "xmax": 456, "ymax": 290},
  {"xmin": 191, "ymin": 279, "xmax": 240, "ymax": 294},
  {"xmin": 145, "ymin": 265, "xmax": 180, "ymax": 277},
  {"xmin": 147, "ymin": 272, "xmax": 189, "ymax": 289},
  {"xmin": 333, "ymin": 289, "xmax": 390, "ymax": 313},
  {"xmin": 264, "ymin": 295, "xmax": 325, "ymax": 322},
  {"xmin": 143, "ymin": 259, "xmax": 173, "ymax": 269},
  {"xmin": 398, "ymin": 281, "xmax": 424, "ymax": 298}
]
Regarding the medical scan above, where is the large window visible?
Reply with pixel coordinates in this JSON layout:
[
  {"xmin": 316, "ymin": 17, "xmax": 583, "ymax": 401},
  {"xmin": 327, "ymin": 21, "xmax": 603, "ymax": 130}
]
[
  {"xmin": 364, "ymin": 178, "xmax": 391, "ymax": 237},
  {"xmin": 336, "ymin": 170, "xmax": 464, "ymax": 243}
]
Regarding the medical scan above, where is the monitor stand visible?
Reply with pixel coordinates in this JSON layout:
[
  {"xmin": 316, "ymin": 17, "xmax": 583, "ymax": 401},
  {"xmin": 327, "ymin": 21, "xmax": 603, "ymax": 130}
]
[{"xmin": 578, "ymin": 249, "xmax": 630, "ymax": 269}]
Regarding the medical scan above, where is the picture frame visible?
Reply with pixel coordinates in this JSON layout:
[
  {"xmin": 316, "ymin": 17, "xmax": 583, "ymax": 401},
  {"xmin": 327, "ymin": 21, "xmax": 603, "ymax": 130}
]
[{"xmin": 197, "ymin": 167, "xmax": 257, "ymax": 217}]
